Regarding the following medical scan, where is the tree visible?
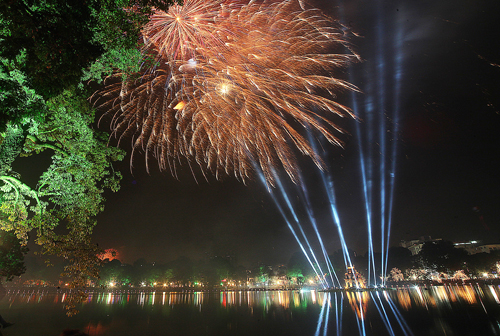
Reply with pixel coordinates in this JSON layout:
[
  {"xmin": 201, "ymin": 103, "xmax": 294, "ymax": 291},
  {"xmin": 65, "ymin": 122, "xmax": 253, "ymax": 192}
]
[
  {"xmin": 0, "ymin": 230, "xmax": 28, "ymax": 282},
  {"xmin": 287, "ymin": 251, "xmax": 316, "ymax": 282},
  {"xmin": 0, "ymin": 84, "xmax": 125, "ymax": 314},
  {"xmin": 100, "ymin": 259, "xmax": 124, "ymax": 285},
  {"xmin": 0, "ymin": 0, "xmax": 184, "ymax": 315},
  {"xmin": 0, "ymin": 59, "xmax": 45, "ymax": 132},
  {"xmin": 170, "ymin": 257, "xmax": 194, "ymax": 285},
  {"xmin": 465, "ymin": 251, "xmax": 500, "ymax": 277},
  {"xmin": 387, "ymin": 246, "xmax": 413, "ymax": 273},
  {"xmin": 253, "ymin": 264, "xmax": 271, "ymax": 285},
  {"xmin": 160, "ymin": 268, "xmax": 174, "ymax": 285},
  {"xmin": 389, "ymin": 268, "xmax": 404, "ymax": 282},
  {"xmin": 418, "ymin": 240, "xmax": 468, "ymax": 273},
  {"xmin": 202, "ymin": 256, "xmax": 235, "ymax": 286},
  {"xmin": 0, "ymin": 0, "xmax": 178, "ymax": 99},
  {"xmin": 145, "ymin": 266, "xmax": 162, "ymax": 286}
]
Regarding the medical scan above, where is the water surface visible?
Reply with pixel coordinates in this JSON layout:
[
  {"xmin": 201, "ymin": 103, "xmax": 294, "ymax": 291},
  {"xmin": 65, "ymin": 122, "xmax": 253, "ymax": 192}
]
[{"xmin": 2, "ymin": 284, "xmax": 500, "ymax": 335}]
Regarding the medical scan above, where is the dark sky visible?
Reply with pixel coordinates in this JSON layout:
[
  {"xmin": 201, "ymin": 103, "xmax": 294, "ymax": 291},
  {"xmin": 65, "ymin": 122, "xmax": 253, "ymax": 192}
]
[{"xmin": 92, "ymin": 0, "xmax": 500, "ymax": 267}]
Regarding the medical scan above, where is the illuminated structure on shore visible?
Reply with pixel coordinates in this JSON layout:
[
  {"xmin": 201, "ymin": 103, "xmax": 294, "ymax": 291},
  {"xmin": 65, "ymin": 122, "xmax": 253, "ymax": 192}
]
[{"xmin": 345, "ymin": 267, "xmax": 366, "ymax": 289}]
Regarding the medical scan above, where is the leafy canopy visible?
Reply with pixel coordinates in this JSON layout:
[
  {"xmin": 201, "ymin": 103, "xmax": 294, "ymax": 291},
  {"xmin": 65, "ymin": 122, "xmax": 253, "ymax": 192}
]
[
  {"xmin": 0, "ymin": 0, "xmax": 178, "ymax": 99},
  {"xmin": 0, "ymin": 0, "xmax": 180, "ymax": 313},
  {"xmin": 0, "ymin": 230, "xmax": 28, "ymax": 282}
]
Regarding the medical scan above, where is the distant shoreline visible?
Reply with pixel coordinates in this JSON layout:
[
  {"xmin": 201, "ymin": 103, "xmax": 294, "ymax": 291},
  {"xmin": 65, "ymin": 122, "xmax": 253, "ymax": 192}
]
[{"xmin": 4, "ymin": 279, "xmax": 500, "ymax": 294}]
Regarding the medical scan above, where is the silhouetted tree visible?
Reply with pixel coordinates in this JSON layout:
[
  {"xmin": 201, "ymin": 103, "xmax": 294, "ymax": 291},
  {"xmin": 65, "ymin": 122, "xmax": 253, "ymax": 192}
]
[
  {"xmin": 99, "ymin": 259, "xmax": 123, "ymax": 285},
  {"xmin": 387, "ymin": 246, "xmax": 413, "ymax": 273},
  {"xmin": 0, "ymin": 230, "xmax": 28, "ymax": 281},
  {"xmin": 169, "ymin": 257, "xmax": 194, "ymax": 284},
  {"xmin": 465, "ymin": 251, "xmax": 500, "ymax": 276},
  {"xmin": 287, "ymin": 251, "xmax": 312, "ymax": 282},
  {"xmin": 418, "ymin": 240, "xmax": 468, "ymax": 273}
]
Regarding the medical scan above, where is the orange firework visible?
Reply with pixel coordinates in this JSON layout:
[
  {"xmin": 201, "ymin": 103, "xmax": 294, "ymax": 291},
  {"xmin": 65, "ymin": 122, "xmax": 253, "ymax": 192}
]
[
  {"xmin": 142, "ymin": 0, "xmax": 233, "ymax": 63},
  {"xmin": 94, "ymin": 0, "xmax": 359, "ymax": 185},
  {"xmin": 94, "ymin": 63, "xmax": 186, "ymax": 174}
]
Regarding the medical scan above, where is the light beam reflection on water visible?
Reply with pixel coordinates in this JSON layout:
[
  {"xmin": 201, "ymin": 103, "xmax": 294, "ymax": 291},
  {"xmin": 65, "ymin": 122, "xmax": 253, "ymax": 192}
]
[{"xmin": 3, "ymin": 284, "xmax": 500, "ymax": 335}]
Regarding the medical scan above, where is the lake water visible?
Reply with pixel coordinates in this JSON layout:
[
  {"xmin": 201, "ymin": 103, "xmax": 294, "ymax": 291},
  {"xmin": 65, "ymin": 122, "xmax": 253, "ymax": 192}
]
[{"xmin": 1, "ymin": 284, "xmax": 500, "ymax": 336}]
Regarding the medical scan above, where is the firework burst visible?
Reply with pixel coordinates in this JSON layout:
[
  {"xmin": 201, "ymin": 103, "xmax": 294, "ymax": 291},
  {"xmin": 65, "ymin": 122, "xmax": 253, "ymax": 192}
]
[
  {"xmin": 94, "ymin": 0, "xmax": 359, "ymax": 185},
  {"xmin": 142, "ymin": 0, "xmax": 230, "ymax": 63}
]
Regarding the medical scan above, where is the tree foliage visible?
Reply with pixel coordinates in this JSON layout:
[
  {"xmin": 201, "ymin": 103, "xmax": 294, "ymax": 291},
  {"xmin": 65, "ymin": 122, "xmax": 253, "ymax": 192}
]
[
  {"xmin": 465, "ymin": 251, "xmax": 500, "ymax": 276},
  {"xmin": 387, "ymin": 246, "xmax": 413, "ymax": 272},
  {"xmin": 418, "ymin": 240, "xmax": 468, "ymax": 273},
  {"xmin": 0, "ymin": 230, "xmax": 28, "ymax": 282},
  {"xmin": 0, "ymin": 0, "xmax": 182, "ymax": 315},
  {"xmin": 0, "ymin": 59, "xmax": 45, "ymax": 132},
  {"xmin": 0, "ymin": 84, "xmax": 125, "ymax": 315},
  {"xmin": 287, "ymin": 251, "xmax": 316, "ymax": 282},
  {"xmin": 0, "ymin": 0, "xmax": 177, "ymax": 99}
]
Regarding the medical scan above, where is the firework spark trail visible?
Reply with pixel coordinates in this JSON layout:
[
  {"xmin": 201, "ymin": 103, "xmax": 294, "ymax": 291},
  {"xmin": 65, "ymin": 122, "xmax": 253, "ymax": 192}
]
[
  {"xmin": 178, "ymin": 0, "xmax": 360, "ymax": 185},
  {"xmin": 93, "ymin": 0, "xmax": 359, "ymax": 185},
  {"xmin": 94, "ymin": 65, "xmax": 186, "ymax": 175}
]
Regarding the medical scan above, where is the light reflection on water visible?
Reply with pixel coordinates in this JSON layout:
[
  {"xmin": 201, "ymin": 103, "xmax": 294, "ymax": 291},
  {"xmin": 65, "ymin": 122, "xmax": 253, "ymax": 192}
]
[{"xmin": 3, "ymin": 284, "xmax": 500, "ymax": 335}]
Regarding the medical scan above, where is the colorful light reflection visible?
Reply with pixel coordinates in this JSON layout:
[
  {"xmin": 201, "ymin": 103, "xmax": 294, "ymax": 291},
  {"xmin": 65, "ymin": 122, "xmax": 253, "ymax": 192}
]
[{"xmin": 5, "ymin": 285, "xmax": 500, "ymax": 335}]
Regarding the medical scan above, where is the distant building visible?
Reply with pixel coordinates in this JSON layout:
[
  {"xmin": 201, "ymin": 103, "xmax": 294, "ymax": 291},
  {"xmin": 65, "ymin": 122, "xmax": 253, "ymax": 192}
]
[
  {"xmin": 474, "ymin": 244, "xmax": 500, "ymax": 254},
  {"xmin": 453, "ymin": 241, "xmax": 500, "ymax": 255},
  {"xmin": 400, "ymin": 236, "xmax": 442, "ymax": 255},
  {"xmin": 402, "ymin": 237, "xmax": 500, "ymax": 256},
  {"xmin": 454, "ymin": 240, "xmax": 480, "ymax": 254}
]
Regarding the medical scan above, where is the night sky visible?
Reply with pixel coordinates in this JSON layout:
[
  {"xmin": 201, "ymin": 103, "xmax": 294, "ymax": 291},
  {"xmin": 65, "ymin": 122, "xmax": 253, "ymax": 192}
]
[{"xmin": 92, "ymin": 0, "xmax": 500, "ymax": 267}]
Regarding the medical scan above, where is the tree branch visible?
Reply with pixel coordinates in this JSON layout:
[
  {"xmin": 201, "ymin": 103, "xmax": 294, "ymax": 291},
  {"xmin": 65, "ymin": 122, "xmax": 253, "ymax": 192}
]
[
  {"xmin": 26, "ymin": 134, "xmax": 69, "ymax": 156},
  {"xmin": 0, "ymin": 175, "xmax": 42, "ymax": 213}
]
